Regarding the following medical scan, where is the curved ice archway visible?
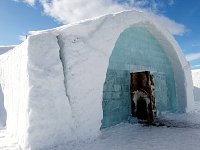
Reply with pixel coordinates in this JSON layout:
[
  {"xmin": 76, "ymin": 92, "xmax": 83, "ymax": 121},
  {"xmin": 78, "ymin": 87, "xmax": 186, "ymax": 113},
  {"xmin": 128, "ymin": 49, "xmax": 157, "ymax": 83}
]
[
  {"xmin": 101, "ymin": 25, "xmax": 182, "ymax": 128},
  {"xmin": 127, "ymin": 22, "xmax": 187, "ymax": 113},
  {"xmin": 96, "ymin": 19, "xmax": 192, "ymax": 113}
]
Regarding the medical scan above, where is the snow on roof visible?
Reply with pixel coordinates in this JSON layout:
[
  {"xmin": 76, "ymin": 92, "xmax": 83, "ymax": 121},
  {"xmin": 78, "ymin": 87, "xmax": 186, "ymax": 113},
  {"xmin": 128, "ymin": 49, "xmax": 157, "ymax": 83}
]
[
  {"xmin": 25, "ymin": 10, "xmax": 188, "ymax": 67},
  {"xmin": 28, "ymin": 10, "xmax": 143, "ymax": 36}
]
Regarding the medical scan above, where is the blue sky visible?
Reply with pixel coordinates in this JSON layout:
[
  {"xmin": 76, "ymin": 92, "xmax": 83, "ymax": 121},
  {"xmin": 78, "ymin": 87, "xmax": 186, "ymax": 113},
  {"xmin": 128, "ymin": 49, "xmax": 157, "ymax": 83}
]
[
  {"xmin": 0, "ymin": 0, "xmax": 200, "ymax": 69},
  {"xmin": 0, "ymin": 1, "xmax": 61, "ymax": 45},
  {"xmin": 163, "ymin": 0, "xmax": 200, "ymax": 69}
]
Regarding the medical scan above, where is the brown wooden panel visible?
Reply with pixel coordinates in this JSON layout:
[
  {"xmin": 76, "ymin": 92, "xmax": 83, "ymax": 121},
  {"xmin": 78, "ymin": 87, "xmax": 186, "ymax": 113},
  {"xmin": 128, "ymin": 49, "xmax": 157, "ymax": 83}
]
[{"xmin": 130, "ymin": 71, "xmax": 156, "ymax": 123}]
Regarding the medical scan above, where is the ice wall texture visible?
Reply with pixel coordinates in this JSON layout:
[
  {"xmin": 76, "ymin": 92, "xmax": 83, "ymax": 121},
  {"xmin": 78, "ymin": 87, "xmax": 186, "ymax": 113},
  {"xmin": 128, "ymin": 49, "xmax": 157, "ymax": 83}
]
[{"xmin": 102, "ymin": 27, "xmax": 177, "ymax": 128}]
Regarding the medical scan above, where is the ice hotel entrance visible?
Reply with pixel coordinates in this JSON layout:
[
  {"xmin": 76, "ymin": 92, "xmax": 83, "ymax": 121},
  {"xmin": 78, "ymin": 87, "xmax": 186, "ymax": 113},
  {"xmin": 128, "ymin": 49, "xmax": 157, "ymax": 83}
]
[{"xmin": 101, "ymin": 26, "xmax": 178, "ymax": 128}]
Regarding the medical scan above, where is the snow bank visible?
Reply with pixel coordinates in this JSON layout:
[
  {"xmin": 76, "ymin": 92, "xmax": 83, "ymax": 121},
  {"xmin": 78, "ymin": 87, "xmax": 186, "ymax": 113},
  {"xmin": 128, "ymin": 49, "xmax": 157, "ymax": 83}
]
[
  {"xmin": 192, "ymin": 69, "xmax": 200, "ymax": 101},
  {"xmin": 0, "ymin": 42, "xmax": 29, "ymax": 149},
  {"xmin": 0, "ymin": 10, "xmax": 194, "ymax": 150}
]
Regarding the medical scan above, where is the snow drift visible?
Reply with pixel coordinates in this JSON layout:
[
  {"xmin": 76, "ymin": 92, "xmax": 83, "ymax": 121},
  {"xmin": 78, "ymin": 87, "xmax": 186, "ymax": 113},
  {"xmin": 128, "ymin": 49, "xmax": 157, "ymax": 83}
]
[{"xmin": 0, "ymin": 10, "xmax": 194, "ymax": 150}]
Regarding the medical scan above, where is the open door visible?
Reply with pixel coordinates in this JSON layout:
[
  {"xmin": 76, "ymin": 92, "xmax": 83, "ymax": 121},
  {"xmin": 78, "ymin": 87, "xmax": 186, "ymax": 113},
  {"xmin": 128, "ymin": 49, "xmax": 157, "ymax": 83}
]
[{"xmin": 130, "ymin": 71, "xmax": 156, "ymax": 123}]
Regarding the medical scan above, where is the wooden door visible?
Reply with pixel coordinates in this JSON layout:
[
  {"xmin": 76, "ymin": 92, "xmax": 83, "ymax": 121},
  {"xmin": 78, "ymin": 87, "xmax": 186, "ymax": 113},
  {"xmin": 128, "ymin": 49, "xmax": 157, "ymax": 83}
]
[{"xmin": 130, "ymin": 71, "xmax": 156, "ymax": 122}]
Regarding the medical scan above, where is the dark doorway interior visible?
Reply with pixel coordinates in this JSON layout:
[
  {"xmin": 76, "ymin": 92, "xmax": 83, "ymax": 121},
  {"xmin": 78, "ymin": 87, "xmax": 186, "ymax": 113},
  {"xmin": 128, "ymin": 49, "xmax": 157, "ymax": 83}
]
[{"xmin": 130, "ymin": 71, "xmax": 156, "ymax": 123}]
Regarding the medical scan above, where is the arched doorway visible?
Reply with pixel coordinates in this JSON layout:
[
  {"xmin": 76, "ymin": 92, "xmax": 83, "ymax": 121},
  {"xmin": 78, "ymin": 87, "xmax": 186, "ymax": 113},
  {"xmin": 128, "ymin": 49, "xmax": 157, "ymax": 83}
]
[{"xmin": 101, "ymin": 26, "xmax": 177, "ymax": 128}]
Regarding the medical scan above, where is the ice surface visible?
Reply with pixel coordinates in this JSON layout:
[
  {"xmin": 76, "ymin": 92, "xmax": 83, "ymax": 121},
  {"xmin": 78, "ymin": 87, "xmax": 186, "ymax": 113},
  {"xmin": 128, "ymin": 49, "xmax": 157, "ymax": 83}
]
[{"xmin": 0, "ymin": 10, "xmax": 194, "ymax": 149}]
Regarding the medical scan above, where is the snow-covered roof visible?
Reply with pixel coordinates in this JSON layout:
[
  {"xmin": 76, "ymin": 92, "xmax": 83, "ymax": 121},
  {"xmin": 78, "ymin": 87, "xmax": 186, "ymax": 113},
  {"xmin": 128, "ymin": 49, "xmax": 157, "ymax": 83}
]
[{"xmin": 28, "ymin": 10, "xmax": 189, "ymax": 67}]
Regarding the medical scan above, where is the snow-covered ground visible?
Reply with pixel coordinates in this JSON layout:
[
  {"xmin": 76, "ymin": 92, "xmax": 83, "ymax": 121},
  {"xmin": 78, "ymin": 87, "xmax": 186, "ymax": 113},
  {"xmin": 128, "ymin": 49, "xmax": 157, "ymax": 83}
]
[
  {"xmin": 0, "ymin": 128, "xmax": 20, "ymax": 150},
  {"xmin": 49, "ymin": 101, "xmax": 200, "ymax": 150},
  {"xmin": 65, "ymin": 114, "xmax": 200, "ymax": 150}
]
